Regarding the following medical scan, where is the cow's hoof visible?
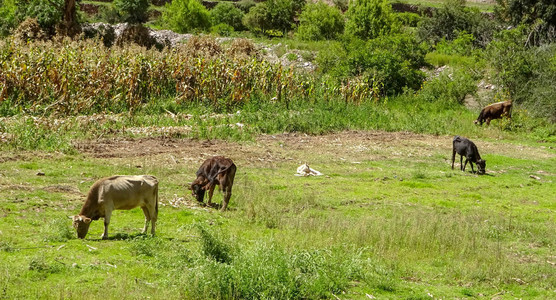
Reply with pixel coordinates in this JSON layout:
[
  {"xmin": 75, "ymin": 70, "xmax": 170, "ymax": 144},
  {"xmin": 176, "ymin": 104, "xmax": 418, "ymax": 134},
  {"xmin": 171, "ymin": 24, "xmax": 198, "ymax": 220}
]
[{"xmin": 101, "ymin": 235, "xmax": 108, "ymax": 240}]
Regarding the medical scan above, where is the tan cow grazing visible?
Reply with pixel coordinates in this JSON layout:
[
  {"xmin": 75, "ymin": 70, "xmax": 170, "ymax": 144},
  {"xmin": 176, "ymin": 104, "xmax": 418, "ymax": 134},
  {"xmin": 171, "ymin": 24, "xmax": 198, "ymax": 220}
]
[
  {"xmin": 474, "ymin": 100, "xmax": 512, "ymax": 126},
  {"xmin": 72, "ymin": 175, "xmax": 159, "ymax": 239},
  {"xmin": 190, "ymin": 156, "xmax": 236, "ymax": 211}
]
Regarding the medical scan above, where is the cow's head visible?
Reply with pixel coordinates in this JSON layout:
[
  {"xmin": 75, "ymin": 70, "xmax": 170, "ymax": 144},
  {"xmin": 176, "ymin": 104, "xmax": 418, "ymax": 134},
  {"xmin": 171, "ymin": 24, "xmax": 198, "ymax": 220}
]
[
  {"xmin": 71, "ymin": 215, "xmax": 92, "ymax": 239},
  {"xmin": 477, "ymin": 159, "xmax": 486, "ymax": 175},
  {"xmin": 190, "ymin": 178, "xmax": 206, "ymax": 203}
]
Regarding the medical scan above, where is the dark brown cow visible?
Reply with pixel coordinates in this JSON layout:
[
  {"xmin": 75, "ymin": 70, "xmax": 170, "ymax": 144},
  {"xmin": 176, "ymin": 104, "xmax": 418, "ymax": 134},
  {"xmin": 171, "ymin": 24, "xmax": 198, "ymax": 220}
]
[
  {"xmin": 190, "ymin": 156, "xmax": 236, "ymax": 211},
  {"xmin": 474, "ymin": 100, "xmax": 512, "ymax": 126},
  {"xmin": 72, "ymin": 175, "xmax": 159, "ymax": 239}
]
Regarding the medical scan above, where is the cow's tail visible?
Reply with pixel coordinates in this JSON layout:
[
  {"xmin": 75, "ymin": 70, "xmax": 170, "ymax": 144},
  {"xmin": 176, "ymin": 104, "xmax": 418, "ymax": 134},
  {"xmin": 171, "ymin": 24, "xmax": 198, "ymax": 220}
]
[{"xmin": 154, "ymin": 183, "xmax": 159, "ymax": 217}]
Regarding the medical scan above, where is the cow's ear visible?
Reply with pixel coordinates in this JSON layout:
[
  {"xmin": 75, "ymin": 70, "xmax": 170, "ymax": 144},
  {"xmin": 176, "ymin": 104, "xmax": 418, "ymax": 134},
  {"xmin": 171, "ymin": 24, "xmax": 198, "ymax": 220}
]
[
  {"xmin": 187, "ymin": 184, "xmax": 193, "ymax": 190},
  {"xmin": 83, "ymin": 217, "xmax": 92, "ymax": 224}
]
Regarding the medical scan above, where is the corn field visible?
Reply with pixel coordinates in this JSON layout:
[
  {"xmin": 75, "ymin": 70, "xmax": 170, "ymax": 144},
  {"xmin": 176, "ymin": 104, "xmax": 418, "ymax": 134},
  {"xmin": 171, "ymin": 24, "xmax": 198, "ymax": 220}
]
[{"xmin": 0, "ymin": 37, "xmax": 378, "ymax": 116}]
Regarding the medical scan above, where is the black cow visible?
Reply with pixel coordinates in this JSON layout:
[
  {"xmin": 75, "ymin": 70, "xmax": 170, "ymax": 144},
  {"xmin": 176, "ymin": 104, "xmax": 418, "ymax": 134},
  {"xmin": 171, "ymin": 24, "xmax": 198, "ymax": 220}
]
[{"xmin": 451, "ymin": 136, "xmax": 486, "ymax": 174}]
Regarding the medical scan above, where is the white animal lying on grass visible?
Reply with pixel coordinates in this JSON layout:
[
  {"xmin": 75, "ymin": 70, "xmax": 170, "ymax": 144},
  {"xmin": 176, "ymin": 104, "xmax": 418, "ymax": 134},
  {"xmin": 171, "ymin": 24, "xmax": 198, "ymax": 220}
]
[{"xmin": 295, "ymin": 163, "xmax": 323, "ymax": 176}]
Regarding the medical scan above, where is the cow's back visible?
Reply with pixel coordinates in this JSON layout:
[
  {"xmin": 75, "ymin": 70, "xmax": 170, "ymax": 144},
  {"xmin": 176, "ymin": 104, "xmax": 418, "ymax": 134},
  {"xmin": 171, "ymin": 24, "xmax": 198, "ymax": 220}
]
[{"xmin": 100, "ymin": 175, "xmax": 158, "ymax": 210}]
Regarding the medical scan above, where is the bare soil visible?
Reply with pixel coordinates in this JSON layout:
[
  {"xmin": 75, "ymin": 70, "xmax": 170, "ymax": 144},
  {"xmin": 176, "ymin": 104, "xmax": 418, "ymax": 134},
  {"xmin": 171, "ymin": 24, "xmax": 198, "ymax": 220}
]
[{"xmin": 72, "ymin": 130, "xmax": 554, "ymax": 166}]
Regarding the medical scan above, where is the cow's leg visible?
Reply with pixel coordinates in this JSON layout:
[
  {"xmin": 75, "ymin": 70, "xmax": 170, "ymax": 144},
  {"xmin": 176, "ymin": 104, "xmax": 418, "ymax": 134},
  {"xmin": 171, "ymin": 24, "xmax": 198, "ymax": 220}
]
[
  {"xmin": 451, "ymin": 151, "xmax": 456, "ymax": 170},
  {"xmin": 470, "ymin": 161, "xmax": 475, "ymax": 173},
  {"xmin": 221, "ymin": 185, "xmax": 232, "ymax": 211},
  {"xmin": 486, "ymin": 118, "xmax": 491, "ymax": 126},
  {"xmin": 220, "ymin": 173, "xmax": 234, "ymax": 211},
  {"xmin": 141, "ymin": 207, "xmax": 151, "ymax": 234},
  {"xmin": 102, "ymin": 210, "xmax": 112, "ymax": 240},
  {"xmin": 460, "ymin": 155, "xmax": 464, "ymax": 171},
  {"xmin": 463, "ymin": 158, "xmax": 468, "ymax": 172},
  {"xmin": 207, "ymin": 184, "xmax": 216, "ymax": 206}
]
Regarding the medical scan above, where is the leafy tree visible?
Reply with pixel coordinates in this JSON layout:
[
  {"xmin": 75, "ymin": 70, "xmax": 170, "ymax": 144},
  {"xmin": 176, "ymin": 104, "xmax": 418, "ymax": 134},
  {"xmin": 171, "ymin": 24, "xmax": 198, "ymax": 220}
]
[
  {"xmin": 418, "ymin": 0, "xmax": 497, "ymax": 47},
  {"xmin": 243, "ymin": 0, "xmax": 302, "ymax": 35},
  {"xmin": 113, "ymin": 0, "xmax": 150, "ymax": 24},
  {"xmin": 210, "ymin": 2, "xmax": 245, "ymax": 31},
  {"xmin": 297, "ymin": 1, "xmax": 344, "ymax": 41},
  {"xmin": 243, "ymin": 3, "xmax": 268, "ymax": 34},
  {"xmin": 163, "ymin": 0, "xmax": 211, "ymax": 33},
  {"xmin": 345, "ymin": 0, "xmax": 397, "ymax": 40},
  {"xmin": 24, "ymin": 0, "xmax": 64, "ymax": 35},
  {"xmin": 495, "ymin": 0, "xmax": 556, "ymax": 45}
]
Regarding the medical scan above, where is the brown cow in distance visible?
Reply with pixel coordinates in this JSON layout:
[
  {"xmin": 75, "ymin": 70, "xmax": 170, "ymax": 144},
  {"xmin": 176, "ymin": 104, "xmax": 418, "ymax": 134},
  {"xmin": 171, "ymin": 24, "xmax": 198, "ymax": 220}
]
[
  {"xmin": 474, "ymin": 100, "xmax": 512, "ymax": 126},
  {"xmin": 190, "ymin": 156, "xmax": 236, "ymax": 211}
]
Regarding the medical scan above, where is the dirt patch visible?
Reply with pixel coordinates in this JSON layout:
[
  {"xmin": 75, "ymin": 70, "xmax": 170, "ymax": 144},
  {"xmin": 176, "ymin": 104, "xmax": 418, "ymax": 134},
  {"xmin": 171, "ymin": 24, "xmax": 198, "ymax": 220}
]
[{"xmin": 73, "ymin": 131, "xmax": 554, "ymax": 165}]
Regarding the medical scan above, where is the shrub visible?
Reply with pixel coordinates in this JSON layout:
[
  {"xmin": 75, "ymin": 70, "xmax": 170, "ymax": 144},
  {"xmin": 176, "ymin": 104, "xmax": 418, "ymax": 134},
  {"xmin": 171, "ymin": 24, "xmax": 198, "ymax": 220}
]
[
  {"xmin": 435, "ymin": 31, "xmax": 475, "ymax": 56},
  {"xmin": 210, "ymin": 2, "xmax": 245, "ymax": 31},
  {"xmin": 416, "ymin": 67, "xmax": 477, "ymax": 104},
  {"xmin": 395, "ymin": 12, "xmax": 421, "ymax": 27},
  {"xmin": 486, "ymin": 26, "xmax": 556, "ymax": 121},
  {"xmin": 418, "ymin": 0, "xmax": 497, "ymax": 47},
  {"xmin": 0, "ymin": 0, "xmax": 19, "ymax": 36},
  {"xmin": 297, "ymin": 1, "xmax": 344, "ymax": 41},
  {"xmin": 243, "ymin": 3, "xmax": 269, "ymax": 34},
  {"xmin": 317, "ymin": 34, "xmax": 428, "ymax": 95},
  {"xmin": 98, "ymin": 5, "xmax": 122, "ymax": 24},
  {"xmin": 345, "ymin": 0, "xmax": 398, "ymax": 40},
  {"xmin": 237, "ymin": 0, "xmax": 256, "ymax": 13},
  {"xmin": 210, "ymin": 23, "xmax": 234, "ymax": 36},
  {"xmin": 24, "ymin": 0, "xmax": 64, "ymax": 35},
  {"xmin": 495, "ymin": 0, "xmax": 556, "ymax": 45},
  {"xmin": 113, "ymin": 0, "xmax": 150, "ymax": 24},
  {"xmin": 13, "ymin": 17, "xmax": 47, "ymax": 42},
  {"xmin": 243, "ymin": 0, "xmax": 299, "ymax": 35},
  {"xmin": 163, "ymin": 0, "xmax": 211, "ymax": 33}
]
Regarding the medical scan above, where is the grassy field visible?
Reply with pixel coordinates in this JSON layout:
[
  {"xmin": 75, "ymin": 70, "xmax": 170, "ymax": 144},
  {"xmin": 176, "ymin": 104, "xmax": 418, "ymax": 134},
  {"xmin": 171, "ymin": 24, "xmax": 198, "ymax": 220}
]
[{"xmin": 1, "ymin": 127, "xmax": 554, "ymax": 298}]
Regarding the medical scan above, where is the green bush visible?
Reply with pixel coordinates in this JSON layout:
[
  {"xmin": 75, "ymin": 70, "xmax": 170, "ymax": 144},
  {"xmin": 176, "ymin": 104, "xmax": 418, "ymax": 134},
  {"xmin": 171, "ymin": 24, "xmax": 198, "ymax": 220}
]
[
  {"xmin": 297, "ymin": 1, "xmax": 344, "ymax": 41},
  {"xmin": 243, "ymin": 3, "xmax": 268, "ymax": 34},
  {"xmin": 486, "ymin": 26, "xmax": 556, "ymax": 121},
  {"xmin": 163, "ymin": 0, "xmax": 211, "ymax": 33},
  {"xmin": 418, "ymin": 0, "xmax": 497, "ymax": 47},
  {"xmin": 24, "ymin": 0, "xmax": 64, "ymax": 35},
  {"xmin": 210, "ymin": 2, "xmax": 245, "ymax": 31},
  {"xmin": 495, "ymin": 0, "xmax": 556, "ymax": 45},
  {"xmin": 416, "ymin": 67, "xmax": 477, "ymax": 104},
  {"xmin": 210, "ymin": 23, "xmax": 235, "ymax": 36},
  {"xmin": 395, "ymin": 12, "xmax": 421, "ymax": 27},
  {"xmin": 237, "ymin": 0, "xmax": 256, "ymax": 13},
  {"xmin": 113, "ymin": 0, "xmax": 150, "ymax": 24},
  {"xmin": 0, "ymin": 0, "xmax": 19, "ymax": 36},
  {"xmin": 317, "ymin": 34, "xmax": 428, "ymax": 95},
  {"xmin": 345, "ymin": 0, "xmax": 398, "ymax": 40},
  {"xmin": 435, "ymin": 31, "xmax": 475, "ymax": 56},
  {"xmin": 243, "ymin": 0, "xmax": 300, "ymax": 35}
]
